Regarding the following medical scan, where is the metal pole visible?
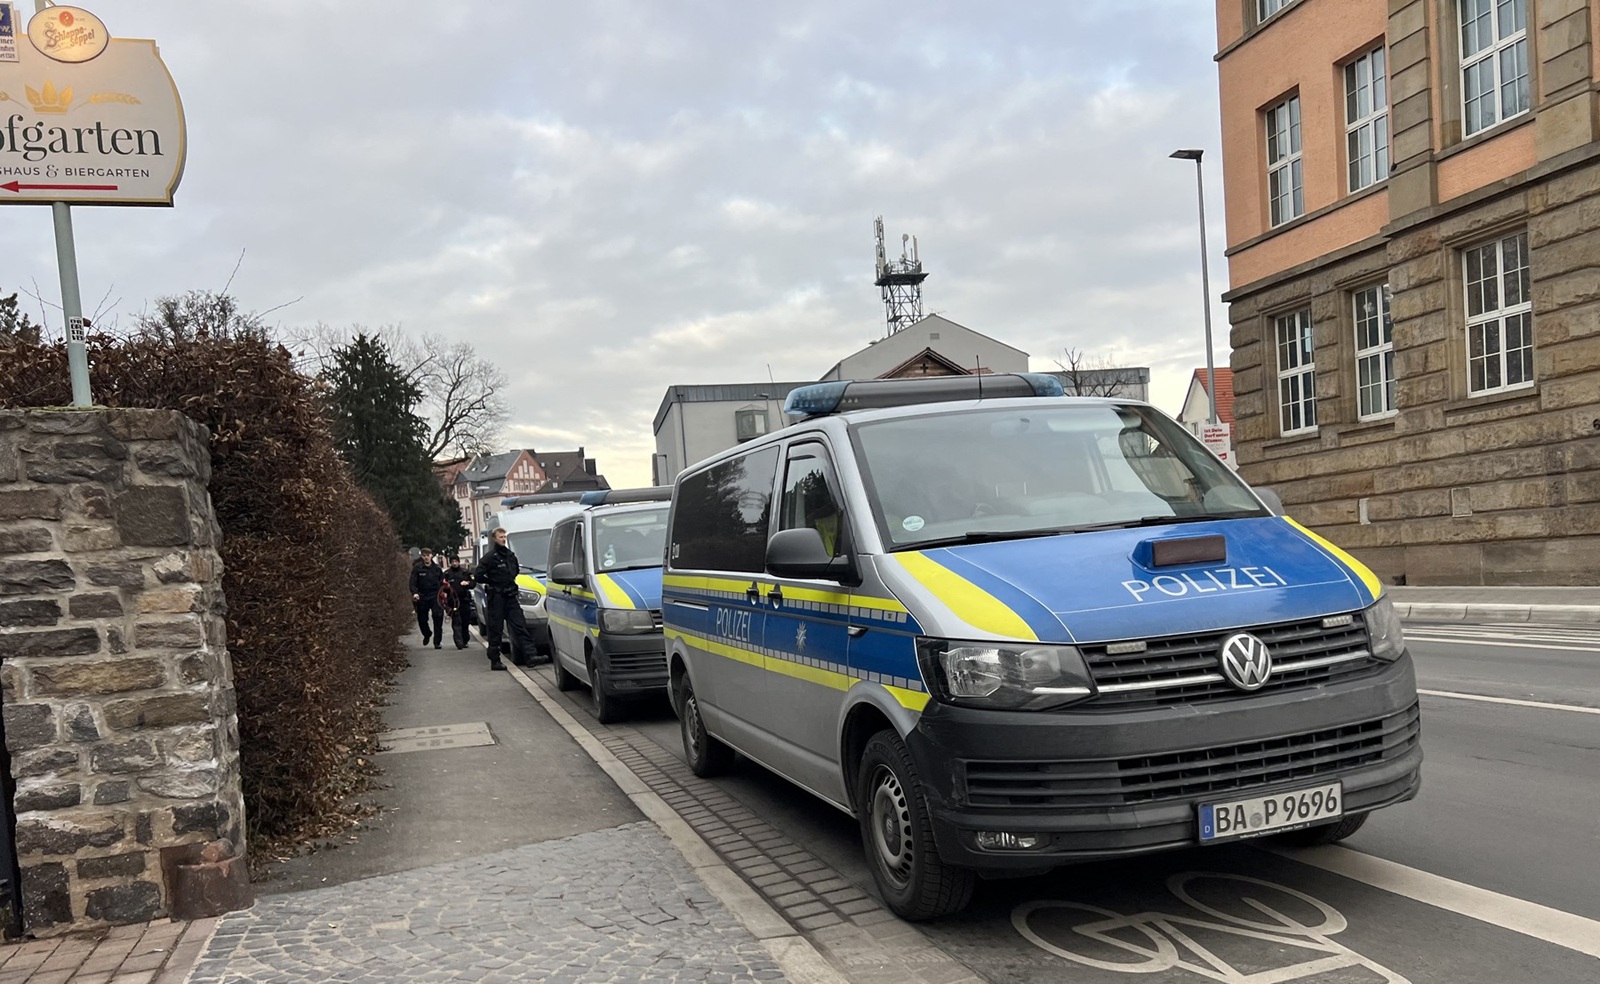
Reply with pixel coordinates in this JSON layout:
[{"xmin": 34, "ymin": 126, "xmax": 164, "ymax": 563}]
[
  {"xmin": 1192, "ymin": 158, "xmax": 1218, "ymax": 426},
  {"xmin": 35, "ymin": 0, "xmax": 91, "ymax": 406}
]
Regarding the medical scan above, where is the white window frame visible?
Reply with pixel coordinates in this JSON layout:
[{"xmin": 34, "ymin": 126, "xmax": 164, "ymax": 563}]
[
  {"xmin": 1275, "ymin": 308, "xmax": 1317, "ymax": 436},
  {"xmin": 1345, "ymin": 46, "xmax": 1389, "ymax": 193},
  {"xmin": 1258, "ymin": 0, "xmax": 1295, "ymax": 24},
  {"xmin": 1353, "ymin": 284, "xmax": 1397, "ymax": 419},
  {"xmin": 1462, "ymin": 231, "xmax": 1534, "ymax": 396},
  {"xmin": 1459, "ymin": 0, "xmax": 1529, "ymax": 137},
  {"xmin": 1266, "ymin": 95, "xmax": 1303, "ymax": 227}
]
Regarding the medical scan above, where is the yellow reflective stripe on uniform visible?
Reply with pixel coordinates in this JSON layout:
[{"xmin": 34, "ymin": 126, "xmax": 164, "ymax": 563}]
[
  {"xmin": 593, "ymin": 574, "xmax": 636, "ymax": 609},
  {"xmin": 1284, "ymin": 517, "xmax": 1382, "ymax": 603},
  {"xmin": 891, "ymin": 552, "xmax": 1038, "ymax": 641}
]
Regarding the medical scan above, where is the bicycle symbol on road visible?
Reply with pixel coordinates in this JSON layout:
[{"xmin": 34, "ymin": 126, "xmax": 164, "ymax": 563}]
[{"xmin": 1013, "ymin": 872, "xmax": 1411, "ymax": 982}]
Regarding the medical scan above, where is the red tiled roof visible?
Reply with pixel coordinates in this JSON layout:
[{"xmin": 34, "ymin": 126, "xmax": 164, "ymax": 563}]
[{"xmin": 1193, "ymin": 368, "xmax": 1235, "ymax": 424}]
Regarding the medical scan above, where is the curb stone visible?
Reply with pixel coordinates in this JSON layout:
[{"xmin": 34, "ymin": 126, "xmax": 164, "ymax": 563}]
[{"xmin": 1398, "ymin": 603, "xmax": 1600, "ymax": 624}]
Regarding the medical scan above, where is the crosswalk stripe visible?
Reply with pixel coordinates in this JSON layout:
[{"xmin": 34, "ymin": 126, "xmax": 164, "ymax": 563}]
[
  {"xmin": 1274, "ymin": 845, "xmax": 1600, "ymax": 959},
  {"xmin": 1418, "ymin": 688, "xmax": 1600, "ymax": 715}
]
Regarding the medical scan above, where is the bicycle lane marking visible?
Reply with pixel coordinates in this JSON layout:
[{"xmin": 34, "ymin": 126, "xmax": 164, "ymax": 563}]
[{"xmin": 1271, "ymin": 844, "xmax": 1600, "ymax": 960}]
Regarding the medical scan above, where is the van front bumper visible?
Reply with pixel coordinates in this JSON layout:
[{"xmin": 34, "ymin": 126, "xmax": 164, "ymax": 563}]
[
  {"xmin": 904, "ymin": 658, "xmax": 1422, "ymax": 872},
  {"xmin": 595, "ymin": 631, "xmax": 669, "ymax": 698}
]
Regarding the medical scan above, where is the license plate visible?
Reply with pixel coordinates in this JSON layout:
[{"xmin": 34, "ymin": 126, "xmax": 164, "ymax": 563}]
[{"xmin": 1198, "ymin": 781, "xmax": 1342, "ymax": 843}]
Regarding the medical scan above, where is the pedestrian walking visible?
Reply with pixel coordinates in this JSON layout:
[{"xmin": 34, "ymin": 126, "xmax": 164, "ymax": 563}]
[
  {"xmin": 409, "ymin": 547, "xmax": 445, "ymax": 648},
  {"xmin": 474, "ymin": 527, "xmax": 536, "ymax": 670},
  {"xmin": 440, "ymin": 556, "xmax": 477, "ymax": 650}
]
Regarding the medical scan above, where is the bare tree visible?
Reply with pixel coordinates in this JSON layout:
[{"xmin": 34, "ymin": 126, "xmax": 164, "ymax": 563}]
[
  {"xmin": 294, "ymin": 324, "xmax": 508, "ymax": 460},
  {"xmin": 135, "ymin": 290, "xmax": 269, "ymax": 342},
  {"xmin": 1055, "ymin": 348, "xmax": 1140, "ymax": 397}
]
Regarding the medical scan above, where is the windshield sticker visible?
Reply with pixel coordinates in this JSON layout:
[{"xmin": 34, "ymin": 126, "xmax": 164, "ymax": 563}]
[
  {"xmin": 902, "ymin": 515, "xmax": 925, "ymax": 532},
  {"xmin": 1122, "ymin": 566, "xmax": 1287, "ymax": 602}
]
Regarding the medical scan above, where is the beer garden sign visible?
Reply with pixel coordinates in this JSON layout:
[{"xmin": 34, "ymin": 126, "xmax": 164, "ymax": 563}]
[{"xmin": 0, "ymin": 2, "xmax": 185, "ymax": 205}]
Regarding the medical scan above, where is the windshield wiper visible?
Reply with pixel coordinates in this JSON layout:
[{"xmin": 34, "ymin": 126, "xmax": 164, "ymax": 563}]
[
  {"xmin": 890, "ymin": 529, "xmax": 1067, "ymax": 551},
  {"xmin": 1056, "ymin": 514, "xmax": 1251, "ymax": 534}
]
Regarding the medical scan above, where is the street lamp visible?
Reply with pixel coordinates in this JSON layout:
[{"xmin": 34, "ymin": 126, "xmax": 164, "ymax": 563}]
[{"xmin": 1170, "ymin": 148, "xmax": 1218, "ymax": 426}]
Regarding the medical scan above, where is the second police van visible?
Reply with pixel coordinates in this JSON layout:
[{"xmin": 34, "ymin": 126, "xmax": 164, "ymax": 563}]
[
  {"xmin": 545, "ymin": 488, "xmax": 674, "ymax": 723},
  {"xmin": 661, "ymin": 374, "xmax": 1420, "ymax": 920},
  {"xmin": 481, "ymin": 492, "xmax": 588, "ymax": 664}
]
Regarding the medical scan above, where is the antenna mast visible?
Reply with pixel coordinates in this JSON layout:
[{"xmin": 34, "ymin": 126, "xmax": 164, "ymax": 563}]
[{"xmin": 873, "ymin": 216, "xmax": 928, "ymax": 337}]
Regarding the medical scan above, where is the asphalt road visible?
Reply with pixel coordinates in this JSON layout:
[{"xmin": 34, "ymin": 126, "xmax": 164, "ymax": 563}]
[{"xmin": 616, "ymin": 620, "xmax": 1600, "ymax": 983}]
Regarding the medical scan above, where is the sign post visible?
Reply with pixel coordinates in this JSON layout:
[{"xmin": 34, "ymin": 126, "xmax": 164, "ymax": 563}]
[{"xmin": 1, "ymin": 2, "xmax": 186, "ymax": 406}]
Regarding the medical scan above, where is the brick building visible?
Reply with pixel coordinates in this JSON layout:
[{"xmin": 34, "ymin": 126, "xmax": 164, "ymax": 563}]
[{"xmin": 1215, "ymin": 0, "xmax": 1600, "ymax": 584}]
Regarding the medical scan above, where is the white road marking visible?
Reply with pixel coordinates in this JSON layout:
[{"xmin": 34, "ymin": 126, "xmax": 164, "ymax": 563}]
[
  {"xmin": 1276, "ymin": 845, "xmax": 1600, "ymax": 960},
  {"xmin": 1406, "ymin": 635, "xmax": 1600, "ymax": 653},
  {"xmin": 1418, "ymin": 688, "xmax": 1600, "ymax": 715}
]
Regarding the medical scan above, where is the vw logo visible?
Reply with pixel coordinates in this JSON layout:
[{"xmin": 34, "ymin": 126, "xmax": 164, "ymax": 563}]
[{"xmin": 1219, "ymin": 632, "xmax": 1273, "ymax": 691}]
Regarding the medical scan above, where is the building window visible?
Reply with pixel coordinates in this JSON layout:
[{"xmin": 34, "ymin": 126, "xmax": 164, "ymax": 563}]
[
  {"xmin": 1345, "ymin": 47, "xmax": 1389, "ymax": 192},
  {"xmin": 1353, "ymin": 284, "xmax": 1396, "ymax": 418},
  {"xmin": 1460, "ymin": 0, "xmax": 1529, "ymax": 137},
  {"xmin": 1258, "ymin": 0, "xmax": 1294, "ymax": 23},
  {"xmin": 1276, "ymin": 309, "xmax": 1316, "ymax": 435},
  {"xmin": 1266, "ymin": 95, "xmax": 1303, "ymax": 226},
  {"xmin": 735, "ymin": 408, "xmax": 769, "ymax": 442},
  {"xmin": 1463, "ymin": 232, "xmax": 1533, "ymax": 395}
]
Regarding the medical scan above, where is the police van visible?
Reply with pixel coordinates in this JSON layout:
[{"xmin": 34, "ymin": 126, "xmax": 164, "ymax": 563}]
[
  {"xmin": 546, "ymin": 488, "xmax": 673, "ymax": 723},
  {"xmin": 482, "ymin": 493, "xmax": 588, "ymax": 664},
  {"xmin": 661, "ymin": 374, "xmax": 1420, "ymax": 920}
]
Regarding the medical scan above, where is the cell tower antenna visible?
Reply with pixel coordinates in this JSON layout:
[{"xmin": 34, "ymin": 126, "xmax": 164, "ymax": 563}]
[{"xmin": 873, "ymin": 215, "xmax": 928, "ymax": 336}]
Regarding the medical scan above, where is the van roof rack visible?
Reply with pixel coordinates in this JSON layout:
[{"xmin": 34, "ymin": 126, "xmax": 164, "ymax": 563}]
[
  {"xmin": 501, "ymin": 491, "xmax": 587, "ymax": 508},
  {"xmin": 783, "ymin": 373, "xmax": 1064, "ymax": 418},
  {"xmin": 580, "ymin": 486, "xmax": 673, "ymax": 506}
]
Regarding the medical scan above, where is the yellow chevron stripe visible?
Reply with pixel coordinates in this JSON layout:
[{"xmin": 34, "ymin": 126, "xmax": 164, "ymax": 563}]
[
  {"xmin": 891, "ymin": 552, "xmax": 1037, "ymax": 640},
  {"xmin": 1285, "ymin": 517, "xmax": 1383, "ymax": 603},
  {"xmin": 593, "ymin": 574, "xmax": 636, "ymax": 609}
]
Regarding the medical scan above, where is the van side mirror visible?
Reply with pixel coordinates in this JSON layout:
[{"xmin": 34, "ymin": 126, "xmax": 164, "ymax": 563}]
[
  {"xmin": 550, "ymin": 562, "xmax": 583, "ymax": 585},
  {"xmin": 766, "ymin": 528, "xmax": 858, "ymax": 584},
  {"xmin": 1255, "ymin": 487, "xmax": 1285, "ymax": 516}
]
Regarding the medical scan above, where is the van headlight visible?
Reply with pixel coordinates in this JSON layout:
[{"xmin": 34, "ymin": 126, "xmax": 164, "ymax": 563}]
[
  {"xmin": 600, "ymin": 609, "xmax": 657, "ymax": 634},
  {"xmin": 916, "ymin": 639, "xmax": 1095, "ymax": 711},
  {"xmin": 1362, "ymin": 595, "xmax": 1406, "ymax": 661},
  {"xmin": 518, "ymin": 587, "xmax": 543, "ymax": 606}
]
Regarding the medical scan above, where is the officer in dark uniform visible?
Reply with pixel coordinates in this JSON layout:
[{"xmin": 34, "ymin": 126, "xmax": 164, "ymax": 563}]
[
  {"xmin": 409, "ymin": 548, "xmax": 445, "ymax": 648},
  {"xmin": 441, "ymin": 556, "xmax": 477, "ymax": 650},
  {"xmin": 474, "ymin": 527, "xmax": 536, "ymax": 671}
]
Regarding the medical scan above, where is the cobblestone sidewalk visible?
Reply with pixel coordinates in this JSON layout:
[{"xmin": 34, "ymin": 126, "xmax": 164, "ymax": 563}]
[{"xmin": 186, "ymin": 822, "xmax": 788, "ymax": 983}]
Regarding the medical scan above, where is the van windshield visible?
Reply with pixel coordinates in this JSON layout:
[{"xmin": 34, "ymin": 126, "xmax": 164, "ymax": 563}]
[
  {"xmin": 506, "ymin": 530, "xmax": 553, "ymax": 574},
  {"xmin": 851, "ymin": 403, "xmax": 1268, "ymax": 551},
  {"xmin": 594, "ymin": 506, "xmax": 669, "ymax": 572}
]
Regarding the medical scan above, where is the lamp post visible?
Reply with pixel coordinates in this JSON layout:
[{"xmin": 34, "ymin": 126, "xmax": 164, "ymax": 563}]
[{"xmin": 1170, "ymin": 149, "xmax": 1218, "ymax": 426}]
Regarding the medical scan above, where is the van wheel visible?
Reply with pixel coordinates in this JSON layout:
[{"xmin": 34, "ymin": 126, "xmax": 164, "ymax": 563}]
[
  {"xmin": 553, "ymin": 653, "xmax": 580, "ymax": 692},
  {"xmin": 1274, "ymin": 812, "xmax": 1369, "ymax": 846},
  {"xmin": 857, "ymin": 730, "xmax": 975, "ymax": 921},
  {"xmin": 588, "ymin": 654, "xmax": 624, "ymax": 724},
  {"xmin": 680, "ymin": 679, "xmax": 733, "ymax": 777}
]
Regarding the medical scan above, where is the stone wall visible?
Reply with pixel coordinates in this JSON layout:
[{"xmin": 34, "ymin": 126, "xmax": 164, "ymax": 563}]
[{"xmin": 0, "ymin": 409, "xmax": 246, "ymax": 934}]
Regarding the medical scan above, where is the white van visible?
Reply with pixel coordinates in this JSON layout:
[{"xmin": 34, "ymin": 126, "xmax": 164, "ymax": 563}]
[{"xmin": 481, "ymin": 492, "xmax": 587, "ymax": 662}]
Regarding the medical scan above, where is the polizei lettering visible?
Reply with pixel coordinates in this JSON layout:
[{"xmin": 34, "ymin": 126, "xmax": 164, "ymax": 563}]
[
  {"xmin": 1121, "ymin": 566, "xmax": 1289, "ymax": 602},
  {"xmin": 0, "ymin": 115, "xmax": 164, "ymax": 162},
  {"xmin": 714, "ymin": 607, "xmax": 753, "ymax": 644}
]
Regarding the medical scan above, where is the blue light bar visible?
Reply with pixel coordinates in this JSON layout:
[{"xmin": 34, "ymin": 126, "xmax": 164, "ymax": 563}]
[
  {"xmin": 783, "ymin": 373, "xmax": 1065, "ymax": 417},
  {"xmin": 579, "ymin": 486, "xmax": 674, "ymax": 506}
]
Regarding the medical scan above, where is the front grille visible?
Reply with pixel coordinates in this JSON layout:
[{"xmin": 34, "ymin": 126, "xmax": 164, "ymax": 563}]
[
  {"xmin": 610, "ymin": 650, "xmax": 667, "ymax": 675},
  {"xmin": 962, "ymin": 702, "xmax": 1419, "ymax": 811},
  {"xmin": 1079, "ymin": 613, "xmax": 1381, "ymax": 709}
]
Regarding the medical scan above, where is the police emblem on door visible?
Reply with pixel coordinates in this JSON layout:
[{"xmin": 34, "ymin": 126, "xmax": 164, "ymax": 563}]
[
  {"xmin": 1219, "ymin": 632, "xmax": 1272, "ymax": 691},
  {"xmin": 795, "ymin": 623, "xmax": 807, "ymax": 653}
]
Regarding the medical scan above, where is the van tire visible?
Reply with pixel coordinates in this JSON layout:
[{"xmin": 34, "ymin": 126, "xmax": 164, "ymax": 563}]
[
  {"xmin": 588, "ymin": 654, "xmax": 624, "ymax": 724},
  {"xmin": 680, "ymin": 679, "xmax": 733, "ymax": 777},
  {"xmin": 1273, "ymin": 812, "xmax": 1369, "ymax": 846},
  {"xmin": 553, "ymin": 653, "xmax": 580, "ymax": 692},
  {"xmin": 857, "ymin": 730, "xmax": 975, "ymax": 921}
]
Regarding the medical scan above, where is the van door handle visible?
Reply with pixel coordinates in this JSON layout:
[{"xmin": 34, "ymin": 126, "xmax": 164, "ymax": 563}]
[
  {"xmin": 847, "ymin": 626, "xmax": 867, "ymax": 638},
  {"xmin": 745, "ymin": 583, "xmax": 761, "ymax": 601},
  {"xmin": 768, "ymin": 586, "xmax": 784, "ymax": 606}
]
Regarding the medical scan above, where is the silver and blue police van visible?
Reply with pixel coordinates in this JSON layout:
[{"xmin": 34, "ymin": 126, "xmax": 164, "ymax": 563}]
[
  {"xmin": 546, "ymin": 488, "xmax": 673, "ymax": 723},
  {"xmin": 661, "ymin": 373, "xmax": 1420, "ymax": 920}
]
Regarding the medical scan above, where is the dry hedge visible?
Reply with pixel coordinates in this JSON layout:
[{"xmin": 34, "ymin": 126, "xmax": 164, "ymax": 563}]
[{"xmin": 0, "ymin": 333, "xmax": 412, "ymax": 851}]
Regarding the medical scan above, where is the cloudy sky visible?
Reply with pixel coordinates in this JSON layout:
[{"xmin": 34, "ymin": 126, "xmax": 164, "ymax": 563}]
[{"xmin": 0, "ymin": 1, "xmax": 1228, "ymax": 488}]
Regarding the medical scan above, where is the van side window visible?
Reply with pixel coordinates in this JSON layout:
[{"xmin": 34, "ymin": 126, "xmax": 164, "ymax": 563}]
[
  {"xmin": 780, "ymin": 449, "xmax": 846, "ymax": 557},
  {"xmin": 572, "ymin": 522, "xmax": 588, "ymax": 574},
  {"xmin": 670, "ymin": 447, "xmax": 779, "ymax": 572},
  {"xmin": 549, "ymin": 522, "xmax": 576, "ymax": 572}
]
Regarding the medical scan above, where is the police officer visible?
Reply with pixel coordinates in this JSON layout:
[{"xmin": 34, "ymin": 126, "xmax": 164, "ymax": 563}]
[
  {"xmin": 440, "ymin": 556, "xmax": 477, "ymax": 650},
  {"xmin": 474, "ymin": 527, "xmax": 536, "ymax": 671},
  {"xmin": 409, "ymin": 548, "xmax": 445, "ymax": 648}
]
